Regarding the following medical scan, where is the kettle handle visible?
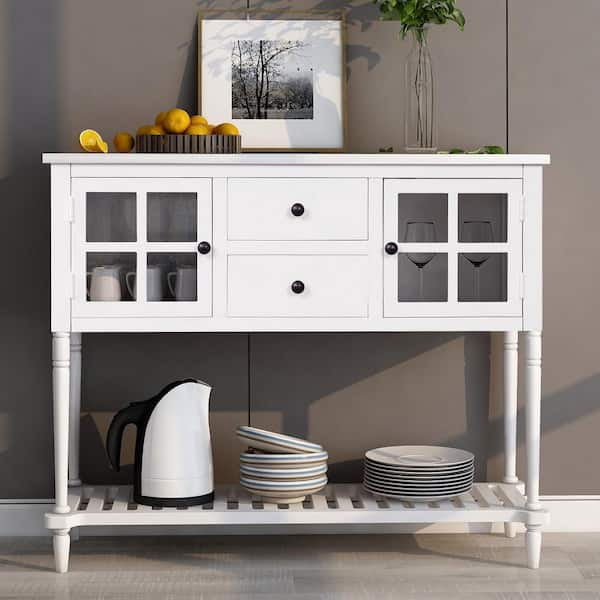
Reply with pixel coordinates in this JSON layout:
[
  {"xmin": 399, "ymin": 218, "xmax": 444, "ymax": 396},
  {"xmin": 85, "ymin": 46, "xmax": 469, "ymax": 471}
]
[{"xmin": 106, "ymin": 402, "xmax": 151, "ymax": 471}]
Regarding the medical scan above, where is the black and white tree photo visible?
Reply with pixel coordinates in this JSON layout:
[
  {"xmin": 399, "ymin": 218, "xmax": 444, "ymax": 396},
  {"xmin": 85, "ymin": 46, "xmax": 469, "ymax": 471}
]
[{"xmin": 231, "ymin": 40, "xmax": 313, "ymax": 120}]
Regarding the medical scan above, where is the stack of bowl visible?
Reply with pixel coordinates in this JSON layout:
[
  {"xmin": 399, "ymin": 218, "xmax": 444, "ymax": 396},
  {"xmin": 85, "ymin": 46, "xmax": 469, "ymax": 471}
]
[{"xmin": 236, "ymin": 426, "xmax": 328, "ymax": 504}]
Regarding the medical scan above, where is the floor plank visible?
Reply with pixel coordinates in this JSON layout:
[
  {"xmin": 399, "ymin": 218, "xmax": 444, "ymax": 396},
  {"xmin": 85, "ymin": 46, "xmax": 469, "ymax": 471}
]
[{"xmin": 1, "ymin": 534, "xmax": 600, "ymax": 599}]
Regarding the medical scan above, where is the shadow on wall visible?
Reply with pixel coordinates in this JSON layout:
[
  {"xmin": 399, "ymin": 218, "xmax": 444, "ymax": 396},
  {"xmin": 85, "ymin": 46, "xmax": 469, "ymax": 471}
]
[{"xmin": 0, "ymin": 0, "xmax": 60, "ymax": 497}]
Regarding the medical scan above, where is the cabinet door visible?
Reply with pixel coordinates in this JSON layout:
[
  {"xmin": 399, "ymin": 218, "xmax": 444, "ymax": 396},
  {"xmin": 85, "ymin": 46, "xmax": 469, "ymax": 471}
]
[
  {"xmin": 383, "ymin": 179, "xmax": 522, "ymax": 319},
  {"xmin": 72, "ymin": 178, "xmax": 212, "ymax": 318}
]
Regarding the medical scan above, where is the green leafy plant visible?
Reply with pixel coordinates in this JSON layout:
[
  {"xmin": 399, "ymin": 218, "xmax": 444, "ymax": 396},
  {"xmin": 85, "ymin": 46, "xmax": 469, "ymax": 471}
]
[{"xmin": 373, "ymin": 0, "xmax": 466, "ymax": 38}]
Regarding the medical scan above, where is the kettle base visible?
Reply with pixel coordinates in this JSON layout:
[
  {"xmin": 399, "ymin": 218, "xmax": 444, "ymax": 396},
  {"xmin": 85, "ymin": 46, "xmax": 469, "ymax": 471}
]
[{"xmin": 134, "ymin": 490, "xmax": 215, "ymax": 508}]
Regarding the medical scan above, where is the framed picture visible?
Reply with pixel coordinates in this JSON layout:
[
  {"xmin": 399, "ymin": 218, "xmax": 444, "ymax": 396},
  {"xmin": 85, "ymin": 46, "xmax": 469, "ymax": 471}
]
[{"xmin": 199, "ymin": 14, "xmax": 347, "ymax": 152}]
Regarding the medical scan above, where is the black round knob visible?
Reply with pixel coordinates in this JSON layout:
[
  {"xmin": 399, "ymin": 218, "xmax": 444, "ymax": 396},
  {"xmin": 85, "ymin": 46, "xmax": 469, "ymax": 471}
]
[
  {"xmin": 291, "ymin": 280, "xmax": 305, "ymax": 294},
  {"xmin": 291, "ymin": 203, "xmax": 305, "ymax": 217},
  {"xmin": 385, "ymin": 242, "xmax": 398, "ymax": 255},
  {"xmin": 197, "ymin": 241, "xmax": 211, "ymax": 254}
]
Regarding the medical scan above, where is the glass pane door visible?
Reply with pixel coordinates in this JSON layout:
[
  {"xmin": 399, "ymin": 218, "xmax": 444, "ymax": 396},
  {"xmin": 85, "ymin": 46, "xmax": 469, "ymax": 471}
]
[
  {"xmin": 72, "ymin": 178, "xmax": 212, "ymax": 319},
  {"xmin": 384, "ymin": 179, "xmax": 522, "ymax": 319}
]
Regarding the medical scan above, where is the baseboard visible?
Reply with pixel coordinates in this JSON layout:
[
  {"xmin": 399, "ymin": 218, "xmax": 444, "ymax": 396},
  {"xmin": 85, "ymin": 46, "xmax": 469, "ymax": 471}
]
[{"xmin": 2, "ymin": 496, "xmax": 600, "ymax": 536}]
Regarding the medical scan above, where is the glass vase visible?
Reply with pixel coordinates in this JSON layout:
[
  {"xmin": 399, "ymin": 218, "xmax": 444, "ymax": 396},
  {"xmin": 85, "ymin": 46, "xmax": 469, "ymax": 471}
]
[{"xmin": 404, "ymin": 28, "xmax": 437, "ymax": 152}]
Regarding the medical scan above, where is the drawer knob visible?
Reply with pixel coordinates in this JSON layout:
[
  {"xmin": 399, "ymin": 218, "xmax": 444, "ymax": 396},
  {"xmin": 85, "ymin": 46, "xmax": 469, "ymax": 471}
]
[
  {"xmin": 385, "ymin": 242, "xmax": 398, "ymax": 255},
  {"xmin": 197, "ymin": 241, "xmax": 211, "ymax": 254},
  {"xmin": 291, "ymin": 280, "xmax": 305, "ymax": 294},
  {"xmin": 291, "ymin": 203, "xmax": 305, "ymax": 217}
]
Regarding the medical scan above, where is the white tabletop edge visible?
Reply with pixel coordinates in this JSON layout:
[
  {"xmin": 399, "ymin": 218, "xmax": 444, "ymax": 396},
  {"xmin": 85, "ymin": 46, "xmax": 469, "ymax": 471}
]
[{"xmin": 42, "ymin": 153, "xmax": 551, "ymax": 166}]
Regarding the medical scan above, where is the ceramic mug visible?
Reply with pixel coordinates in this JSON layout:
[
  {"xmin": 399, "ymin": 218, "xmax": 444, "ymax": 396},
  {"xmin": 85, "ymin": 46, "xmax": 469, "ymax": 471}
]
[
  {"xmin": 167, "ymin": 265, "xmax": 197, "ymax": 301},
  {"xmin": 87, "ymin": 265, "xmax": 122, "ymax": 301},
  {"xmin": 126, "ymin": 265, "xmax": 163, "ymax": 301}
]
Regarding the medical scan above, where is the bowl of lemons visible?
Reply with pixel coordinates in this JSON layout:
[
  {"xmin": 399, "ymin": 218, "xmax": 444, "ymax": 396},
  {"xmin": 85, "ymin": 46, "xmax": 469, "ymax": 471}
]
[{"xmin": 135, "ymin": 108, "xmax": 241, "ymax": 154}]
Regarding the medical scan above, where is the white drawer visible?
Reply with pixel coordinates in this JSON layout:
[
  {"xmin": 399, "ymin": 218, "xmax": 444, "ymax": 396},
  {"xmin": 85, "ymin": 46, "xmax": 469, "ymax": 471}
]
[
  {"xmin": 227, "ymin": 255, "xmax": 369, "ymax": 317},
  {"xmin": 227, "ymin": 178, "xmax": 368, "ymax": 240}
]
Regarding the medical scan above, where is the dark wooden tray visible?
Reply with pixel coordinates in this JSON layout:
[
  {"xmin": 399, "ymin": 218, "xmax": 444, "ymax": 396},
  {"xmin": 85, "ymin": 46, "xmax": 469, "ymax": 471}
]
[{"xmin": 136, "ymin": 134, "xmax": 241, "ymax": 153}]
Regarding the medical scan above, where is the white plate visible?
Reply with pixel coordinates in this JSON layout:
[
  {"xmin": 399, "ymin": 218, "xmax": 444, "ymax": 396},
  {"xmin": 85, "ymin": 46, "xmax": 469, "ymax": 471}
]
[
  {"xmin": 366, "ymin": 446, "xmax": 474, "ymax": 469},
  {"xmin": 240, "ymin": 474, "xmax": 328, "ymax": 491},
  {"xmin": 364, "ymin": 458, "xmax": 475, "ymax": 476},
  {"xmin": 364, "ymin": 476, "xmax": 473, "ymax": 493},
  {"xmin": 240, "ymin": 450, "xmax": 328, "ymax": 467},
  {"xmin": 237, "ymin": 426, "xmax": 323, "ymax": 454},
  {"xmin": 240, "ymin": 463, "xmax": 328, "ymax": 480},
  {"xmin": 365, "ymin": 463, "xmax": 474, "ymax": 481},
  {"xmin": 364, "ymin": 472, "xmax": 473, "ymax": 489},
  {"xmin": 363, "ymin": 483, "xmax": 471, "ymax": 503}
]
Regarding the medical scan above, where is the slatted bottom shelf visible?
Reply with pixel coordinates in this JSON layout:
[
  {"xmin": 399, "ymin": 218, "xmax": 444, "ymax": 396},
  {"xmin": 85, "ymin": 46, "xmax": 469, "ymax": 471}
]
[{"xmin": 45, "ymin": 483, "xmax": 548, "ymax": 530}]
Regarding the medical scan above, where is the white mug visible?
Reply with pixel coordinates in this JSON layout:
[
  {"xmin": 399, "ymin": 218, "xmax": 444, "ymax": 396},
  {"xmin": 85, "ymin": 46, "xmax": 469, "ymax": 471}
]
[
  {"xmin": 167, "ymin": 265, "xmax": 197, "ymax": 301},
  {"xmin": 87, "ymin": 265, "xmax": 122, "ymax": 301},
  {"xmin": 126, "ymin": 265, "xmax": 163, "ymax": 301}
]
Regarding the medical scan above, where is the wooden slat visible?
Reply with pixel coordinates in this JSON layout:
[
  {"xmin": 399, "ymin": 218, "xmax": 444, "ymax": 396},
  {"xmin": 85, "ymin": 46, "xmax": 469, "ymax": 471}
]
[
  {"xmin": 494, "ymin": 484, "xmax": 525, "ymax": 508},
  {"xmin": 67, "ymin": 488, "xmax": 82, "ymax": 511},
  {"xmin": 471, "ymin": 484, "xmax": 502, "ymax": 508},
  {"xmin": 311, "ymin": 493, "xmax": 329, "ymax": 511},
  {"xmin": 86, "ymin": 489, "xmax": 105, "ymax": 513},
  {"xmin": 112, "ymin": 487, "xmax": 132, "ymax": 512}
]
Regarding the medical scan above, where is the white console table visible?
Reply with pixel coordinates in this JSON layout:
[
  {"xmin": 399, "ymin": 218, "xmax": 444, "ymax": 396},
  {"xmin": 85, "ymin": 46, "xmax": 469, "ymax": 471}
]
[{"xmin": 43, "ymin": 153, "xmax": 550, "ymax": 573}]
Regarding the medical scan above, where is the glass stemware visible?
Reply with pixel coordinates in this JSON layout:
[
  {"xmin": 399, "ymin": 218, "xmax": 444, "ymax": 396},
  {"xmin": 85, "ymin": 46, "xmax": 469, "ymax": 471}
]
[
  {"xmin": 404, "ymin": 220, "xmax": 437, "ymax": 300},
  {"xmin": 461, "ymin": 220, "xmax": 494, "ymax": 300}
]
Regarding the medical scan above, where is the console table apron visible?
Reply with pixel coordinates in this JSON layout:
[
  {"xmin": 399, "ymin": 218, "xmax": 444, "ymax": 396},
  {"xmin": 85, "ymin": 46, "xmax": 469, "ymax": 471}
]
[{"xmin": 43, "ymin": 153, "xmax": 549, "ymax": 573}]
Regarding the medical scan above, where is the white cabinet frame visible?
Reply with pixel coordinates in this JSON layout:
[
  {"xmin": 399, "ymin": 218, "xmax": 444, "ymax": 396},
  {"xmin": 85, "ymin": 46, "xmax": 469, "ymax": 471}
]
[
  {"xmin": 43, "ymin": 153, "xmax": 549, "ymax": 573},
  {"xmin": 71, "ymin": 178, "xmax": 212, "ymax": 318},
  {"xmin": 383, "ymin": 178, "xmax": 523, "ymax": 319}
]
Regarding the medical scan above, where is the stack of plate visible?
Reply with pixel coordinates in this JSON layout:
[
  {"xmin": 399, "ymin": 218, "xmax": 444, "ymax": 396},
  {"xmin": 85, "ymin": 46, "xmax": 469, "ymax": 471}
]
[
  {"xmin": 363, "ymin": 446, "xmax": 474, "ymax": 502},
  {"xmin": 237, "ymin": 426, "xmax": 328, "ymax": 504}
]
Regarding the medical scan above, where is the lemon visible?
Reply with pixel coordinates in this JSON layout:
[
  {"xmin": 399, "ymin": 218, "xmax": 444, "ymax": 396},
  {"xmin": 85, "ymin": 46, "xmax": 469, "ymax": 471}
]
[
  {"xmin": 163, "ymin": 108, "xmax": 191, "ymax": 134},
  {"xmin": 136, "ymin": 125, "xmax": 154, "ymax": 135},
  {"xmin": 79, "ymin": 129, "xmax": 108, "ymax": 153},
  {"xmin": 206, "ymin": 124, "xmax": 216, "ymax": 133},
  {"xmin": 213, "ymin": 122, "xmax": 239, "ymax": 136},
  {"xmin": 190, "ymin": 115, "xmax": 208, "ymax": 126},
  {"xmin": 185, "ymin": 124, "xmax": 211, "ymax": 135},
  {"xmin": 147, "ymin": 126, "xmax": 165, "ymax": 135},
  {"xmin": 155, "ymin": 111, "xmax": 168, "ymax": 125},
  {"xmin": 113, "ymin": 132, "xmax": 134, "ymax": 153}
]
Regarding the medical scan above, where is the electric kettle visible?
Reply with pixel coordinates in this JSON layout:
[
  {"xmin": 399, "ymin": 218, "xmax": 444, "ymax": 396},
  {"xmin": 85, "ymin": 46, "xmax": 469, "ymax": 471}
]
[{"xmin": 106, "ymin": 379, "xmax": 214, "ymax": 507}]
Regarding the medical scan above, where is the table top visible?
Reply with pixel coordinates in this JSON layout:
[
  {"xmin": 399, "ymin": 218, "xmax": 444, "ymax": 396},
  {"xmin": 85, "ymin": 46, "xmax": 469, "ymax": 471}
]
[{"xmin": 42, "ymin": 153, "xmax": 551, "ymax": 166}]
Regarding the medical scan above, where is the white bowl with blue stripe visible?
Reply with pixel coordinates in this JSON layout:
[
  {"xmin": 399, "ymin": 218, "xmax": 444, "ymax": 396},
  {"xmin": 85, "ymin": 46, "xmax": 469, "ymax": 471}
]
[
  {"xmin": 240, "ymin": 450, "xmax": 328, "ymax": 468},
  {"xmin": 240, "ymin": 474, "xmax": 328, "ymax": 503},
  {"xmin": 240, "ymin": 463, "xmax": 328, "ymax": 480},
  {"xmin": 237, "ymin": 426, "xmax": 323, "ymax": 454}
]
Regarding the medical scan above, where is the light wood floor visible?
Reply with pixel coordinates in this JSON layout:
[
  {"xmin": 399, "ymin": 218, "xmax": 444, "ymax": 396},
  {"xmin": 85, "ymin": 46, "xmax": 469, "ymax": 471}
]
[{"xmin": 2, "ymin": 533, "xmax": 600, "ymax": 599}]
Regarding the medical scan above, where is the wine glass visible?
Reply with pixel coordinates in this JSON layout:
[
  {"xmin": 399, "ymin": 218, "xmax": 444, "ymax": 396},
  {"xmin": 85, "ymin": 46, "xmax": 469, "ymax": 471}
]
[
  {"xmin": 461, "ymin": 220, "xmax": 494, "ymax": 300},
  {"xmin": 404, "ymin": 221, "xmax": 437, "ymax": 300}
]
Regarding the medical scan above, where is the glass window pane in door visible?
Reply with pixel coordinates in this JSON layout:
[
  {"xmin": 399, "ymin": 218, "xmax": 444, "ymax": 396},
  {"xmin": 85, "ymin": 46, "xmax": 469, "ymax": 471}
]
[
  {"xmin": 397, "ymin": 193, "xmax": 448, "ymax": 243},
  {"xmin": 147, "ymin": 252, "xmax": 197, "ymax": 301},
  {"xmin": 458, "ymin": 193, "xmax": 507, "ymax": 242},
  {"xmin": 147, "ymin": 193, "xmax": 197, "ymax": 242},
  {"xmin": 397, "ymin": 253, "xmax": 447, "ymax": 302},
  {"xmin": 86, "ymin": 252, "xmax": 136, "ymax": 301},
  {"xmin": 86, "ymin": 193, "xmax": 136, "ymax": 242},
  {"xmin": 458, "ymin": 253, "xmax": 507, "ymax": 302}
]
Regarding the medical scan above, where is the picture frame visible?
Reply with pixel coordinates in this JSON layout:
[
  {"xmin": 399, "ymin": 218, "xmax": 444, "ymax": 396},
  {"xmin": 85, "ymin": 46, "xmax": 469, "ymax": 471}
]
[{"xmin": 198, "ymin": 11, "xmax": 347, "ymax": 152}]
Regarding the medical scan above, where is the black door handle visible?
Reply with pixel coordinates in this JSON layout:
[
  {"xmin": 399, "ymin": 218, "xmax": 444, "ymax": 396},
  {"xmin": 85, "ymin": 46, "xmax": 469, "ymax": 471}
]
[
  {"xmin": 197, "ymin": 241, "xmax": 211, "ymax": 254},
  {"xmin": 291, "ymin": 203, "xmax": 305, "ymax": 217},
  {"xmin": 291, "ymin": 280, "xmax": 305, "ymax": 294},
  {"xmin": 385, "ymin": 242, "xmax": 398, "ymax": 255}
]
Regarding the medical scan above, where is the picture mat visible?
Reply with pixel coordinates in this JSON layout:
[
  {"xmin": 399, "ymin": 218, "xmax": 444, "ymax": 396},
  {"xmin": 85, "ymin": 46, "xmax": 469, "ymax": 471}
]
[{"xmin": 201, "ymin": 19, "xmax": 344, "ymax": 149}]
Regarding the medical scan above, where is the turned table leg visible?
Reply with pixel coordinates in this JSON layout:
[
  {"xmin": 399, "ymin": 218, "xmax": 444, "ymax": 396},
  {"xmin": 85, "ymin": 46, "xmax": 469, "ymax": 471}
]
[
  {"xmin": 503, "ymin": 331, "xmax": 519, "ymax": 538},
  {"xmin": 524, "ymin": 331, "xmax": 543, "ymax": 569},
  {"xmin": 52, "ymin": 332, "xmax": 71, "ymax": 573}
]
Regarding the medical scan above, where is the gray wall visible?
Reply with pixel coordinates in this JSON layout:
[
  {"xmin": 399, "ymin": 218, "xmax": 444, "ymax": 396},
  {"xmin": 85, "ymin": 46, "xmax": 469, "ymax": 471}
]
[{"xmin": 0, "ymin": 0, "xmax": 596, "ymax": 498}]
